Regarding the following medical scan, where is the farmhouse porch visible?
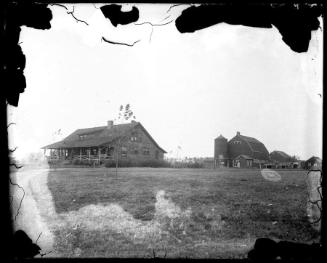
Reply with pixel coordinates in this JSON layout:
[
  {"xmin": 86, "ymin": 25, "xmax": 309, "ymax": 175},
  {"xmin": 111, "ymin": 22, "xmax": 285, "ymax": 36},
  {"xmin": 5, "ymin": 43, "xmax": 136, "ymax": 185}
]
[{"xmin": 44, "ymin": 146, "xmax": 116, "ymax": 163}]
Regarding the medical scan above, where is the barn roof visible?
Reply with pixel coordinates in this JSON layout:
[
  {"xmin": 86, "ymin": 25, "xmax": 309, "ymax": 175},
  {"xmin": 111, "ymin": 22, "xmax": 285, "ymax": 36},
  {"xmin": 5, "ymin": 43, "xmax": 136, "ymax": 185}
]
[
  {"xmin": 232, "ymin": 133, "xmax": 268, "ymax": 153},
  {"xmin": 270, "ymin": 150, "xmax": 292, "ymax": 160},
  {"xmin": 272, "ymin": 151, "xmax": 290, "ymax": 158},
  {"xmin": 238, "ymin": 134, "xmax": 260, "ymax": 143},
  {"xmin": 42, "ymin": 121, "xmax": 167, "ymax": 153}
]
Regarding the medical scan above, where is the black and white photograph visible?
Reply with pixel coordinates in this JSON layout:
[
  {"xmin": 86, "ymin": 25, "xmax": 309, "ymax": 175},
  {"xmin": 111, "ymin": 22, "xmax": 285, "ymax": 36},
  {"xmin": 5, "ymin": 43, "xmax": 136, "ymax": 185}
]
[{"xmin": 5, "ymin": 2, "xmax": 324, "ymax": 260}]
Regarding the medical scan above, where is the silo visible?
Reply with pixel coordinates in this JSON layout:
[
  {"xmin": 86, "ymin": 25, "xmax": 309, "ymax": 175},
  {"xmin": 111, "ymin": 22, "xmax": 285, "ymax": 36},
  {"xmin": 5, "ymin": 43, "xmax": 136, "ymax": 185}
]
[{"xmin": 214, "ymin": 135, "xmax": 228, "ymax": 167}]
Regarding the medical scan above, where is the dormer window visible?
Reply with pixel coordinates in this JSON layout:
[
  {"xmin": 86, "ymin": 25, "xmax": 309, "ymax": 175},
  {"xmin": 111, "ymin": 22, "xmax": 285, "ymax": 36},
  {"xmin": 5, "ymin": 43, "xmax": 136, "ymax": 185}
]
[
  {"xmin": 130, "ymin": 131, "xmax": 141, "ymax": 142},
  {"xmin": 79, "ymin": 135, "xmax": 87, "ymax": 140},
  {"xmin": 130, "ymin": 136, "xmax": 138, "ymax": 142}
]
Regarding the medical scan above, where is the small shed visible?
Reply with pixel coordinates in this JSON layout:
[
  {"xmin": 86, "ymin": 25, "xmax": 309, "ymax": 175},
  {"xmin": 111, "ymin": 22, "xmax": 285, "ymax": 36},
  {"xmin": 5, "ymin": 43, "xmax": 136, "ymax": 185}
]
[{"xmin": 233, "ymin": 155, "xmax": 253, "ymax": 168}]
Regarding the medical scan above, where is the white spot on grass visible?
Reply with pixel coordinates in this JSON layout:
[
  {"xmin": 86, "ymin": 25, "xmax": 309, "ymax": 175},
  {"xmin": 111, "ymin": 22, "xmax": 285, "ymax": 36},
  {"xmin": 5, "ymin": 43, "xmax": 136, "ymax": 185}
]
[
  {"xmin": 261, "ymin": 169, "xmax": 281, "ymax": 182},
  {"xmin": 155, "ymin": 190, "xmax": 191, "ymax": 219},
  {"xmin": 59, "ymin": 190, "xmax": 192, "ymax": 244},
  {"xmin": 11, "ymin": 170, "xmax": 213, "ymax": 255}
]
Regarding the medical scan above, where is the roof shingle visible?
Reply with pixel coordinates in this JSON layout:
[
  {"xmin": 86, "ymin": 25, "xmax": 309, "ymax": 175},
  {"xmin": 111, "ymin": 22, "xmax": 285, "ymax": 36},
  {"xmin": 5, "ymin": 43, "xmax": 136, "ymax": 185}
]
[{"xmin": 42, "ymin": 122, "xmax": 166, "ymax": 153}]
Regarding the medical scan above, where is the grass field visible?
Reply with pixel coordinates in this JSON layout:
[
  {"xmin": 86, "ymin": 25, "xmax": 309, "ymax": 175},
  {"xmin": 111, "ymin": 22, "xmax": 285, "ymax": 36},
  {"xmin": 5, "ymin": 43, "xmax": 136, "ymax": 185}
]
[{"xmin": 47, "ymin": 167, "xmax": 319, "ymax": 258}]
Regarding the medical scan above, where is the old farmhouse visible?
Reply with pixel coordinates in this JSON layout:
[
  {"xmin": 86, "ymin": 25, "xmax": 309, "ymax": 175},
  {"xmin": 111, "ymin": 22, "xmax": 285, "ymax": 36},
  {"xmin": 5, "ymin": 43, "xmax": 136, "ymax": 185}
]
[
  {"xmin": 214, "ymin": 131, "xmax": 270, "ymax": 168},
  {"xmin": 42, "ymin": 120, "xmax": 166, "ymax": 165}
]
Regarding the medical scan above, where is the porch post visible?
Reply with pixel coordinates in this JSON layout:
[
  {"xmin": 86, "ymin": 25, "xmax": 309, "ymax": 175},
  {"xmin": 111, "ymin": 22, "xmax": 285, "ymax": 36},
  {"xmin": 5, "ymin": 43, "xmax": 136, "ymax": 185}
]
[
  {"xmin": 80, "ymin": 148, "xmax": 82, "ymax": 161},
  {"xmin": 98, "ymin": 147, "xmax": 101, "ymax": 162}
]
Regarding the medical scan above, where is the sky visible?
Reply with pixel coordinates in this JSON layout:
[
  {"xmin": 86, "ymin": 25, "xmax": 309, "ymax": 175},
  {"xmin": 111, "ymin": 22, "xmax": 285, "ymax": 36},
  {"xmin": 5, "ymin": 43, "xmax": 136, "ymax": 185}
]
[{"xmin": 8, "ymin": 4, "xmax": 323, "ymax": 161}]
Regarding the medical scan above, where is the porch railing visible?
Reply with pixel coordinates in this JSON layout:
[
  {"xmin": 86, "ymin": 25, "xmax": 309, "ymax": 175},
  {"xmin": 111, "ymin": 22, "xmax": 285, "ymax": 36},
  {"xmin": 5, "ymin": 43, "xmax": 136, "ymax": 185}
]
[{"xmin": 46, "ymin": 154, "xmax": 114, "ymax": 163}]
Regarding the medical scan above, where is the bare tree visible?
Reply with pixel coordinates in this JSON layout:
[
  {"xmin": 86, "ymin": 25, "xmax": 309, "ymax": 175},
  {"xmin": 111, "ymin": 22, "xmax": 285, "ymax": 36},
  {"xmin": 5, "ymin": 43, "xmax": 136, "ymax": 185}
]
[
  {"xmin": 115, "ymin": 103, "xmax": 136, "ymax": 124},
  {"xmin": 112, "ymin": 104, "xmax": 136, "ymax": 176}
]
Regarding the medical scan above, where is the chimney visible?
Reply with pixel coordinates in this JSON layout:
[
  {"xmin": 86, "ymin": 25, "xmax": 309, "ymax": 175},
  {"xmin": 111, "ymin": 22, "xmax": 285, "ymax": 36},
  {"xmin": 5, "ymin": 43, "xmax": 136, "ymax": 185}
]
[
  {"xmin": 237, "ymin": 131, "xmax": 240, "ymax": 136},
  {"xmin": 107, "ymin": 120, "xmax": 113, "ymax": 129}
]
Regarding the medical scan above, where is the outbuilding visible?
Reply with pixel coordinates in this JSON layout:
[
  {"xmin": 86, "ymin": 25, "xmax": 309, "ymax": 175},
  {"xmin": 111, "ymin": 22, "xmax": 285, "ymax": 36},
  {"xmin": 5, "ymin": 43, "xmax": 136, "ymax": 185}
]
[{"xmin": 305, "ymin": 156, "xmax": 322, "ymax": 170}]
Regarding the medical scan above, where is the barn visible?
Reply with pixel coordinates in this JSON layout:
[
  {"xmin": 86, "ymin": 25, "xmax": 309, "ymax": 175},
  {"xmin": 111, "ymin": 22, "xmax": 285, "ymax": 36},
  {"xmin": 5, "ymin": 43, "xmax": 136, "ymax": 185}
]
[
  {"xmin": 214, "ymin": 131, "xmax": 270, "ymax": 168},
  {"xmin": 270, "ymin": 150, "xmax": 297, "ymax": 168},
  {"xmin": 42, "ymin": 120, "xmax": 166, "ymax": 165}
]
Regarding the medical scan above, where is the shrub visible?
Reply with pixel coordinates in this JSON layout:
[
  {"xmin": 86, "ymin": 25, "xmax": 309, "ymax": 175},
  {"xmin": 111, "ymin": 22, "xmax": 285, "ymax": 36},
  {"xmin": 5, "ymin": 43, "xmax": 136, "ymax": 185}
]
[
  {"xmin": 187, "ymin": 162, "xmax": 204, "ymax": 168},
  {"xmin": 140, "ymin": 159, "xmax": 171, "ymax": 168},
  {"xmin": 104, "ymin": 159, "xmax": 134, "ymax": 168},
  {"xmin": 72, "ymin": 159, "xmax": 81, "ymax": 165},
  {"xmin": 104, "ymin": 159, "xmax": 171, "ymax": 168},
  {"xmin": 104, "ymin": 160, "xmax": 115, "ymax": 168},
  {"xmin": 72, "ymin": 159, "xmax": 97, "ymax": 166},
  {"xmin": 170, "ymin": 161, "xmax": 204, "ymax": 168}
]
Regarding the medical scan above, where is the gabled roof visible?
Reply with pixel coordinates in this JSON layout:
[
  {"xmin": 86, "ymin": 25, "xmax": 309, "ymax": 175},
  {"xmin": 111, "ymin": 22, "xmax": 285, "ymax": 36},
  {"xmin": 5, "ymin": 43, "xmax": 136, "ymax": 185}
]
[{"xmin": 42, "ymin": 122, "xmax": 167, "ymax": 153}]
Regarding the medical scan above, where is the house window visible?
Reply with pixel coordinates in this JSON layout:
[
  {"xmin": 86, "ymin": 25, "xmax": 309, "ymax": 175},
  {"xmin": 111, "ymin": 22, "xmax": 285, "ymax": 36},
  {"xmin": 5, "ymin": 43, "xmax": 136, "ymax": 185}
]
[
  {"xmin": 130, "ymin": 135, "xmax": 142, "ymax": 142},
  {"xmin": 79, "ymin": 135, "xmax": 87, "ymax": 140},
  {"xmin": 130, "ymin": 136, "xmax": 138, "ymax": 142},
  {"xmin": 143, "ymin": 147, "xmax": 150, "ymax": 155},
  {"xmin": 121, "ymin": 146, "xmax": 127, "ymax": 158},
  {"xmin": 130, "ymin": 131, "xmax": 140, "ymax": 142},
  {"xmin": 233, "ymin": 141, "xmax": 241, "ymax": 144}
]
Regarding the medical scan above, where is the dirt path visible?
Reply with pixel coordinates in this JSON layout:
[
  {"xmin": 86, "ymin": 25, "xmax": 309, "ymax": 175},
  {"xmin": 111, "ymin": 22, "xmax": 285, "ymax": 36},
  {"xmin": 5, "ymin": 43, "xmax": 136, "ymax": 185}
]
[{"xmin": 10, "ymin": 168, "xmax": 60, "ymax": 257}]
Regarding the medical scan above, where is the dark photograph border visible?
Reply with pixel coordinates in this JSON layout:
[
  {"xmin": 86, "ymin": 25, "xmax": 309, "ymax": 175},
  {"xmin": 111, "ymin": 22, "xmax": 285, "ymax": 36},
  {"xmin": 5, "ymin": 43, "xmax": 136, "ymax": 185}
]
[{"xmin": 1, "ymin": 1, "xmax": 325, "ymax": 261}]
